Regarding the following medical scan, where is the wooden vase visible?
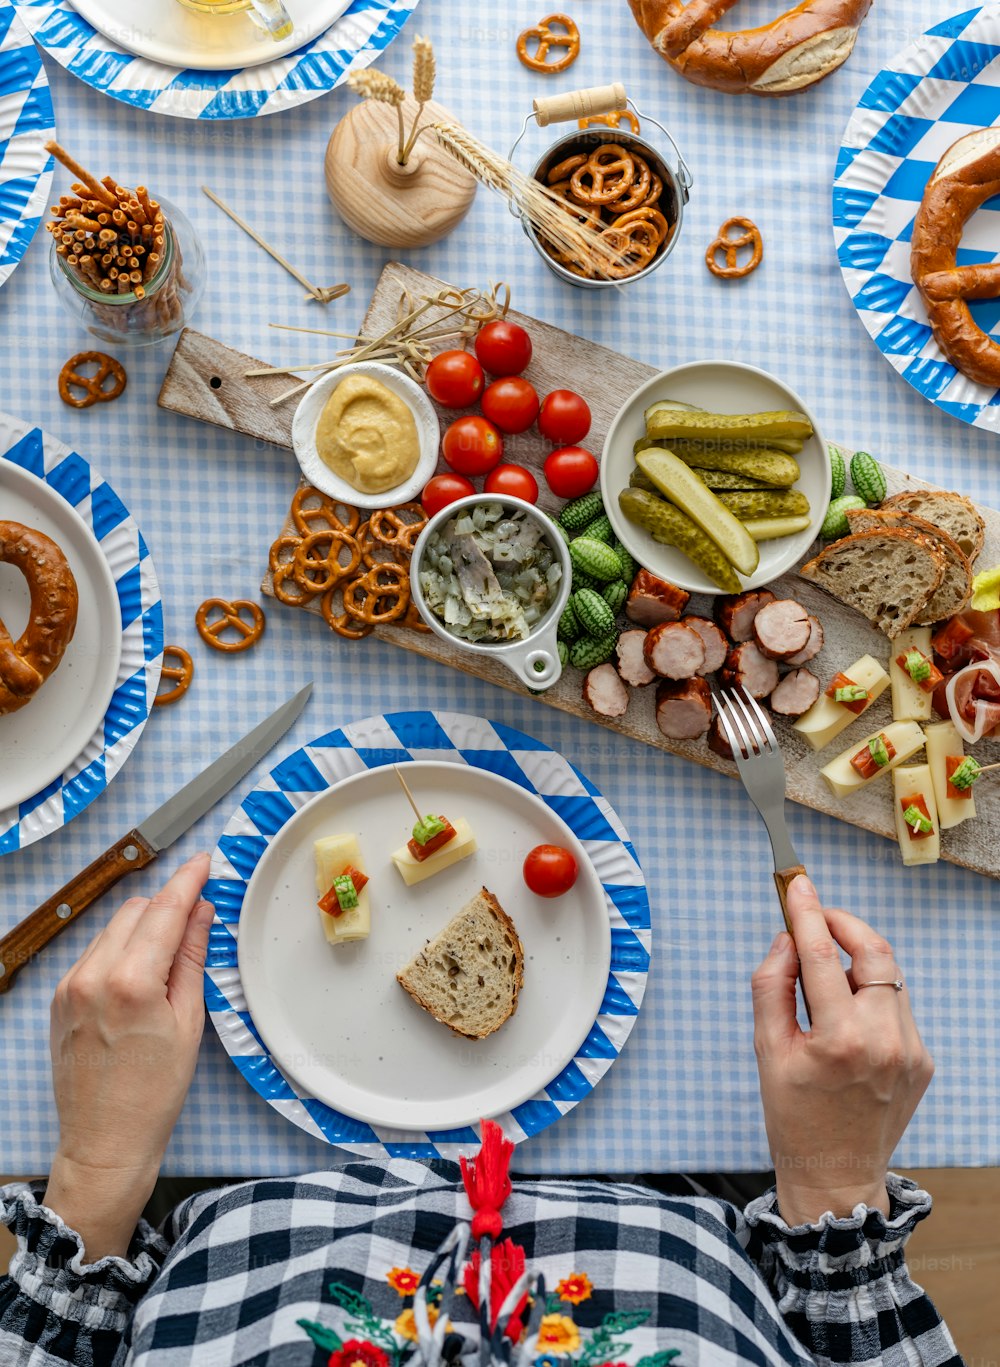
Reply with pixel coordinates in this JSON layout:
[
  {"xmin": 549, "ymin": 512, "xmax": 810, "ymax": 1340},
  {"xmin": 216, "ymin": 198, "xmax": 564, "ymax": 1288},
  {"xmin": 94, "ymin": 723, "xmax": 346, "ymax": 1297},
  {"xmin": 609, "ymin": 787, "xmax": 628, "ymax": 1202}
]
[{"xmin": 325, "ymin": 96, "xmax": 478, "ymax": 250}]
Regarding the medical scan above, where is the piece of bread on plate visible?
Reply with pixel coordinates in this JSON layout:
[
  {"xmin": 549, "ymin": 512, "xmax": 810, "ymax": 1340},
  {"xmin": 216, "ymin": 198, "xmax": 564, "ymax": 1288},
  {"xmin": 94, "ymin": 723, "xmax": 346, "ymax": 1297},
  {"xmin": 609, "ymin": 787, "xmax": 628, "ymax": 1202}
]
[
  {"xmin": 880, "ymin": 490, "xmax": 985, "ymax": 563},
  {"xmin": 396, "ymin": 888, "xmax": 524, "ymax": 1041},
  {"xmin": 799, "ymin": 528, "xmax": 945, "ymax": 639},
  {"xmin": 844, "ymin": 506, "xmax": 972, "ymax": 623}
]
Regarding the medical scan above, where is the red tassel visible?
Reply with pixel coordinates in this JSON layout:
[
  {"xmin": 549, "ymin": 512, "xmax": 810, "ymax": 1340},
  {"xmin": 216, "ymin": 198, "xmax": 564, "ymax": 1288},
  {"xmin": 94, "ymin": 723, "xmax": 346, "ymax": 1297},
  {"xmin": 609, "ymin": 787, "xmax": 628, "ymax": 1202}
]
[
  {"xmin": 463, "ymin": 1240, "xmax": 528, "ymax": 1342},
  {"xmin": 460, "ymin": 1119, "xmax": 514, "ymax": 1241}
]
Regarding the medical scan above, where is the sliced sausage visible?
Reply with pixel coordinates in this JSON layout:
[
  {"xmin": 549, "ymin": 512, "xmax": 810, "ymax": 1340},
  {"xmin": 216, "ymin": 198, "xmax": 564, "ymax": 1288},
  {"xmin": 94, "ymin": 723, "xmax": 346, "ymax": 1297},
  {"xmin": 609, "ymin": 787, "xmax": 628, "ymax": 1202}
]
[
  {"xmin": 655, "ymin": 675, "xmax": 712, "ymax": 740},
  {"xmin": 707, "ymin": 713, "xmax": 735, "ymax": 762},
  {"xmin": 682, "ymin": 616, "xmax": 728, "ymax": 675},
  {"xmin": 615, "ymin": 629, "xmax": 656, "ymax": 687},
  {"xmin": 784, "ymin": 614, "xmax": 824, "ymax": 666},
  {"xmin": 769, "ymin": 667, "xmax": 821, "ymax": 717},
  {"xmin": 625, "ymin": 569, "xmax": 690, "ymax": 627},
  {"xmin": 644, "ymin": 621, "xmax": 706, "ymax": 680},
  {"xmin": 583, "ymin": 663, "xmax": 630, "ymax": 718},
  {"xmin": 714, "ymin": 589, "xmax": 777, "ymax": 642},
  {"xmin": 753, "ymin": 599, "xmax": 811, "ymax": 660},
  {"xmin": 719, "ymin": 641, "xmax": 780, "ymax": 699}
]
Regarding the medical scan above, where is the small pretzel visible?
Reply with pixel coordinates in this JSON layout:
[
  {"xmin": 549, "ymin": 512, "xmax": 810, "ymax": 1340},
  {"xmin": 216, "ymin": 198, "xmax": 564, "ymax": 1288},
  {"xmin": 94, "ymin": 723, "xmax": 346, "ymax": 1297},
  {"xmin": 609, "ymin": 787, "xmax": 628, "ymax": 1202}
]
[
  {"xmin": 516, "ymin": 13, "xmax": 580, "ymax": 73},
  {"xmin": 547, "ymin": 153, "xmax": 588, "ymax": 185},
  {"xmin": 342, "ymin": 565, "xmax": 410, "ymax": 624},
  {"xmin": 579, "ymin": 110, "xmax": 641, "ymax": 135},
  {"xmin": 600, "ymin": 222, "xmax": 659, "ymax": 279},
  {"xmin": 706, "ymin": 217, "xmax": 763, "ymax": 280},
  {"xmin": 321, "ymin": 582, "xmax": 375, "ymax": 640},
  {"xmin": 570, "ymin": 145, "xmax": 635, "ymax": 205},
  {"xmin": 272, "ymin": 562, "xmax": 322, "ymax": 606},
  {"xmin": 368, "ymin": 504, "xmax": 427, "ymax": 552},
  {"xmin": 613, "ymin": 205, "xmax": 671, "ymax": 247},
  {"xmin": 195, "ymin": 598, "xmax": 265, "ymax": 653},
  {"xmin": 58, "ymin": 352, "xmax": 127, "ymax": 409},
  {"xmin": 357, "ymin": 519, "xmax": 404, "ymax": 569},
  {"xmin": 292, "ymin": 529, "xmax": 361, "ymax": 593},
  {"xmin": 642, "ymin": 172, "xmax": 664, "ymax": 208},
  {"xmin": 290, "ymin": 486, "xmax": 360, "ymax": 537},
  {"xmin": 601, "ymin": 152, "xmax": 652, "ymax": 214},
  {"xmin": 546, "ymin": 181, "xmax": 605, "ymax": 230},
  {"xmin": 153, "ymin": 645, "xmax": 193, "ymax": 707}
]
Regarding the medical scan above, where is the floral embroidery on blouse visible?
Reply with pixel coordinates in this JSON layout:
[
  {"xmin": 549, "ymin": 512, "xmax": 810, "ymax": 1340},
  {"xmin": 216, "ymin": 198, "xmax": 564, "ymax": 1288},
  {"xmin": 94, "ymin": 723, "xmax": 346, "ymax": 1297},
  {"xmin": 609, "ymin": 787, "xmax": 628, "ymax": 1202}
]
[
  {"xmin": 555, "ymin": 1273, "xmax": 593, "ymax": 1306},
  {"xmin": 386, "ymin": 1268, "xmax": 420, "ymax": 1297}
]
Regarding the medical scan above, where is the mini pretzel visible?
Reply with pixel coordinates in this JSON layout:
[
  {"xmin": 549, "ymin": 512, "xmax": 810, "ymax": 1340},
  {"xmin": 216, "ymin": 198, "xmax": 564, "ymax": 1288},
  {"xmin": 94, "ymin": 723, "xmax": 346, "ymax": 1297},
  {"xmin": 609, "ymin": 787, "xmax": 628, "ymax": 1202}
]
[
  {"xmin": 58, "ymin": 352, "xmax": 127, "ymax": 409},
  {"xmin": 292, "ymin": 529, "xmax": 361, "ymax": 593},
  {"xmin": 706, "ymin": 217, "xmax": 763, "ymax": 279},
  {"xmin": 369, "ymin": 504, "xmax": 427, "ymax": 552},
  {"xmin": 546, "ymin": 181, "xmax": 604, "ymax": 230},
  {"xmin": 357, "ymin": 519, "xmax": 404, "ymax": 569},
  {"xmin": 516, "ymin": 14, "xmax": 580, "ymax": 73},
  {"xmin": 601, "ymin": 152, "xmax": 652, "ymax": 213},
  {"xmin": 642, "ymin": 173, "xmax": 664, "ymax": 208},
  {"xmin": 290, "ymin": 486, "xmax": 360, "ymax": 537},
  {"xmin": 613, "ymin": 205, "xmax": 671, "ymax": 247},
  {"xmin": 342, "ymin": 565, "xmax": 410, "ymax": 624},
  {"xmin": 195, "ymin": 598, "xmax": 265, "ymax": 652},
  {"xmin": 268, "ymin": 534, "xmax": 302, "ymax": 575},
  {"xmin": 153, "ymin": 645, "xmax": 193, "ymax": 707},
  {"xmin": 272, "ymin": 563, "xmax": 322, "ymax": 606},
  {"xmin": 570, "ymin": 145, "xmax": 635, "ymax": 205},
  {"xmin": 579, "ymin": 110, "xmax": 641, "ymax": 135},
  {"xmin": 547, "ymin": 153, "xmax": 588, "ymax": 185},
  {"xmin": 321, "ymin": 583, "xmax": 375, "ymax": 640},
  {"xmin": 600, "ymin": 222, "xmax": 659, "ymax": 278}
]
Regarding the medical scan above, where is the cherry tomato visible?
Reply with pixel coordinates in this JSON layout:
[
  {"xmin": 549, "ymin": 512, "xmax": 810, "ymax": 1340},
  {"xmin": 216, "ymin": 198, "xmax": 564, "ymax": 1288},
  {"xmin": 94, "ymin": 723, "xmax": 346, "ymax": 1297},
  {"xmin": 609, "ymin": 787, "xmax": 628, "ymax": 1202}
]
[
  {"xmin": 544, "ymin": 446, "xmax": 599, "ymax": 499},
  {"xmin": 442, "ymin": 416, "xmax": 504, "ymax": 476},
  {"xmin": 421, "ymin": 473, "xmax": 476, "ymax": 517},
  {"xmin": 481, "ymin": 377, "xmax": 540, "ymax": 434},
  {"xmin": 425, "ymin": 350, "xmax": 485, "ymax": 408},
  {"xmin": 484, "ymin": 463, "xmax": 539, "ymax": 503},
  {"xmin": 474, "ymin": 320, "xmax": 533, "ymax": 376},
  {"xmin": 538, "ymin": 389, "xmax": 592, "ymax": 445},
  {"xmin": 523, "ymin": 844, "xmax": 578, "ymax": 898}
]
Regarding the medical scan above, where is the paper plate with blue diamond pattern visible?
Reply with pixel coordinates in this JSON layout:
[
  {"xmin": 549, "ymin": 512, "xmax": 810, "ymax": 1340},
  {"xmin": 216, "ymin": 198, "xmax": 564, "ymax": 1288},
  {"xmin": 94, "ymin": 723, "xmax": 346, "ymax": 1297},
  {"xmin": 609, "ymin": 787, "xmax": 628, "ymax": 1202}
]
[
  {"xmin": 0, "ymin": 4, "xmax": 54, "ymax": 290},
  {"xmin": 0, "ymin": 412, "xmax": 162, "ymax": 854},
  {"xmin": 11, "ymin": 0, "xmax": 419, "ymax": 121},
  {"xmin": 204, "ymin": 710, "xmax": 651, "ymax": 1156},
  {"xmin": 833, "ymin": 5, "xmax": 1000, "ymax": 432}
]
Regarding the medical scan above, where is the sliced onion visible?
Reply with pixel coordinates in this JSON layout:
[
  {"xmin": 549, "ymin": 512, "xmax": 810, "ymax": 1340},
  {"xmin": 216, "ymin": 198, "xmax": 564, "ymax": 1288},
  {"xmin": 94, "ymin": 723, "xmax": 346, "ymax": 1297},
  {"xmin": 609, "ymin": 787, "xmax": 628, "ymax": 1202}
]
[{"xmin": 945, "ymin": 659, "xmax": 1000, "ymax": 743}]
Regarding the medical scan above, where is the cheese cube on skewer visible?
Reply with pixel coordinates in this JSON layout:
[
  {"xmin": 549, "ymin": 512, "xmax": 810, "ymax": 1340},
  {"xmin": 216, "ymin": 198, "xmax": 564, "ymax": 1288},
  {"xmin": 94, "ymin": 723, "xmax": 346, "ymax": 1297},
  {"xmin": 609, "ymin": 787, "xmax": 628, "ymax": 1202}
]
[
  {"xmin": 792, "ymin": 654, "xmax": 890, "ymax": 751},
  {"xmin": 391, "ymin": 817, "xmax": 477, "ymax": 886},
  {"xmin": 314, "ymin": 833, "xmax": 371, "ymax": 944}
]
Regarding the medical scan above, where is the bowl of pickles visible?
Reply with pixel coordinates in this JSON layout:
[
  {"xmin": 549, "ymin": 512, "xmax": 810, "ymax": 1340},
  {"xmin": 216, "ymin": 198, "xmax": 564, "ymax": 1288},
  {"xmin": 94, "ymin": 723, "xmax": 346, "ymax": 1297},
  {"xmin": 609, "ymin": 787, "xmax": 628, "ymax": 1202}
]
[{"xmin": 601, "ymin": 360, "xmax": 830, "ymax": 595}]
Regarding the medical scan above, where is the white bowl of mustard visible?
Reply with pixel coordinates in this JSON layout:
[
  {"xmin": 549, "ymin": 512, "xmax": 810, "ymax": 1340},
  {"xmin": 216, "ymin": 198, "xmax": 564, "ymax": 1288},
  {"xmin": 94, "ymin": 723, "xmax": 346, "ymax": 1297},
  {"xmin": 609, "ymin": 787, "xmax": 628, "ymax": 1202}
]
[{"xmin": 291, "ymin": 362, "xmax": 440, "ymax": 510}]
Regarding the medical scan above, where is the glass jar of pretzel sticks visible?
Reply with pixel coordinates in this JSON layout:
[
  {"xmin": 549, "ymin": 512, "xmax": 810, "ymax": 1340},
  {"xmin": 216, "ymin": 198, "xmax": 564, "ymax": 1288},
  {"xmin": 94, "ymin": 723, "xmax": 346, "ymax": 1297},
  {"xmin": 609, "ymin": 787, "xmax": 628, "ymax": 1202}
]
[{"xmin": 49, "ymin": 196, "xmax": 204, "ymax": 348}]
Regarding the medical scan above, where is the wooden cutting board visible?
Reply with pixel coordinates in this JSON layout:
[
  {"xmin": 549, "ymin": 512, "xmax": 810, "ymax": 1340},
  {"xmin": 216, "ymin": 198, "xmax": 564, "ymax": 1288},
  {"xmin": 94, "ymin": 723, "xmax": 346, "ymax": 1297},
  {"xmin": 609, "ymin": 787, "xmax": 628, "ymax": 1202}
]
[{"xmin": 158, "ymin": 262, "xmax": 1000, "ymax": 880}]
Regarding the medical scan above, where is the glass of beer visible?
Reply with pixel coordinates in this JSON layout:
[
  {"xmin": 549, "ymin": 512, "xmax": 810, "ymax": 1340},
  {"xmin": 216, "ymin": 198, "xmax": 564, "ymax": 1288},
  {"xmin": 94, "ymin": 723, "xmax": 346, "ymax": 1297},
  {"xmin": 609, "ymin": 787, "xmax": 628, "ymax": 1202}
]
[{"xmin": 175, "ymin": 0, "xmax": 294, "ymax": 42}]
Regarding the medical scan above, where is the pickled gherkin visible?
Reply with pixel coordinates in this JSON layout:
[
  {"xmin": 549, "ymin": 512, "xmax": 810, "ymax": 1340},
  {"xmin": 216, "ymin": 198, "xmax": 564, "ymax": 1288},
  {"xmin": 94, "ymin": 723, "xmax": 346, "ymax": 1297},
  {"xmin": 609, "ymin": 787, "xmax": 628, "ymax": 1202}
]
[
  {"xmin": 743, "ymin": 515, "xmax": 812, "ymax": 542},
  {"xmin": 635, "ymin": 448, "xmax": 759, "ymax": 575},
  {"xmin": 645, "ymin": 409, "xmax": 814, "ymax": 444},
  {"xmin": 636, "ymin": 435, "xmax": 805, "ymax": 458},
  {"xmin": 630, "ymin": 465, "xmax": 776, "ymax": 494},
  {"xmin": 716, "ymin": 489, "xmax": 810, "ymax": 521},
  {"xmin": 632, "ymin": 440, "xmax": 800, "ymax": 486},
  {"xmin": 618, "ymin": 488, "xmax": 741, "ymax": 593}
]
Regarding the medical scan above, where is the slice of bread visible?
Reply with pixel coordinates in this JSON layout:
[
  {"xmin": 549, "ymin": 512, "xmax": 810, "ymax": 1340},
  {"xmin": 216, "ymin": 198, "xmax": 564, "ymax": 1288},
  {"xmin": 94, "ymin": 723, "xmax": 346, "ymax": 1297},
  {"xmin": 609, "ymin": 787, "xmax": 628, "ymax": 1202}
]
[
  {"xmin": 844, "ymin": 507, "xmax": 973, "ymax": 624},
  {"xmin": 799, "ymin": 528, "xmax": 946, "ymax": 639},
  {"xmin": 396, "ymin": 888, "xmax": 524, "ymax": 1041},
  {"xmin": 880, "ymin": 490, "xmax": 985, "ymax": 563}
]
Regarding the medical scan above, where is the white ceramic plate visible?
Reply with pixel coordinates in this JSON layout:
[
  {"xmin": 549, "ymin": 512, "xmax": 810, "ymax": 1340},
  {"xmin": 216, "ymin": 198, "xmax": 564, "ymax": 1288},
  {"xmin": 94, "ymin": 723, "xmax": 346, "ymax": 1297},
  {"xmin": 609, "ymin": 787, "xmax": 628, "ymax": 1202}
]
[
  {"xmin": 236, "ymin": 760, "xmax": 611, "ymax": 1132},
  {"xmin": 0, "ymin": 463, "xmax": 122, "ymax": 811},
  {"xmin": 292, "ymin": 362, "xmax": 440, "ymax": 510},
  {"xmin": 70, "ymin": 0, "xmax": 354, "ymax": 71},
  {"xmin": 602, "ymin": 360, "xmax": 830, "ymax": 595}
]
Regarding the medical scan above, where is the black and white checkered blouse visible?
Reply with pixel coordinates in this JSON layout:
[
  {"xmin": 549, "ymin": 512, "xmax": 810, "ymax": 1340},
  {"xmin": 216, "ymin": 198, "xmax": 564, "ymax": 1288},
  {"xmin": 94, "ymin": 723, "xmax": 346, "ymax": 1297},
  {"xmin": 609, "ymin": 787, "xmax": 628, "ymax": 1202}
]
[{"xmin": 0, "ymin": 1160, "xmax": 962, "ymax": 1366}]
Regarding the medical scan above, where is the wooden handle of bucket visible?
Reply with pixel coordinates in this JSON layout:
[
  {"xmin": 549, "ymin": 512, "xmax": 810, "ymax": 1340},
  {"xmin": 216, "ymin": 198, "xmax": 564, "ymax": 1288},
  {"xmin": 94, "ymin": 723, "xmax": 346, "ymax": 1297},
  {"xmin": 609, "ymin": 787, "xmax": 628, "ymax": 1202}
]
[{"xmin": 533, "ymin": 83, "xmax": 627, "ymax": 127}]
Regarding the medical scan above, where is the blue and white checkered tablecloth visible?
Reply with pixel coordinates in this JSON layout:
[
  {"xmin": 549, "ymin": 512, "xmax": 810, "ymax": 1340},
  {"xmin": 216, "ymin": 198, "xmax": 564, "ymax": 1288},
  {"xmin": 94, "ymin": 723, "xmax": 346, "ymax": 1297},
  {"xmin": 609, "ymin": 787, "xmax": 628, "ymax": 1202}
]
[{"xmin": 1, "ymin": 0, "xmax": 998, "ymax": 1178}]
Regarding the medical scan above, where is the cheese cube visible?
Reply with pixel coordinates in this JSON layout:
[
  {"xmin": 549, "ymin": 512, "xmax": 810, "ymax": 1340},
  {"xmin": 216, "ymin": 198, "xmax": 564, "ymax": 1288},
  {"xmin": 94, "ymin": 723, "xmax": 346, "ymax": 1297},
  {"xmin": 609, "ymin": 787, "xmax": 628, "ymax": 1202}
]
[
  {"xmin": 792, "ymin": 654, "xmax": 890, "ymax": 751},
  {"xmin": 820, "ymin": 720, "xmax": 925, "ymax": 799},
  {"xmin": 314, "ymin": 833, "xmax": 371, "ymax": 944},
  {"xmin": 890, "ymin": 628, "xmax": 934, "ymax": 722},
  {"xmin": 892, "ymin": 765, "xmax": 940, "ymax": 867},
  {"xmin": 391, "ymin": 817, "xmax": 477, "ymax": 886},
  {"xmin": 924, "ymin": 720, "xmax": 977, "ymax": 831}
]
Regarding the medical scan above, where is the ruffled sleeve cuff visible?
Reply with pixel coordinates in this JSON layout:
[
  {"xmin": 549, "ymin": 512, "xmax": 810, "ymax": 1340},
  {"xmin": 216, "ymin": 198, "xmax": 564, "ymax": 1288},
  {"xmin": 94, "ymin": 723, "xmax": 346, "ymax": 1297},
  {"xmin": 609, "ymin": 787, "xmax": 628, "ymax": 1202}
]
[
  {"xmin": 743, "ymin": 1172, "xmax": 932, "ymax": 1290},
  {"xmin": 1, "ymin": 1181, "xmax": 168, "ymax": 1336}
]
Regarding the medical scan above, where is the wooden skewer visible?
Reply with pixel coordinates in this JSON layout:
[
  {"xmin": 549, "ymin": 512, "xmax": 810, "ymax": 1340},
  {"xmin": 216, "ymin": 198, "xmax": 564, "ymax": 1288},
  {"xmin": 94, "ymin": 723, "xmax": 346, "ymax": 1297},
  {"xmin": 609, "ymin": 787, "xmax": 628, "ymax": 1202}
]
[
  {"xmin": 201, "ymin": 185, "xmax": 347, "ymax": 304},
  {"xmin": 394, "ymin": 766, "xmax": 424, "ymax": 823},
  {"xmin": 972, "ymin": 761, "xmax": 1000, "ymax": 776}
]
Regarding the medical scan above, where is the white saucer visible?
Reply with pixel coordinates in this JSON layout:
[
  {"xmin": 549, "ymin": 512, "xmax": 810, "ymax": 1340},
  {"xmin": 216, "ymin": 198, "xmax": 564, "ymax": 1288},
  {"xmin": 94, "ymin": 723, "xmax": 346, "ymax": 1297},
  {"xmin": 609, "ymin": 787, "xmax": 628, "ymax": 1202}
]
[{"xmin": 70, "ymin": 0, "xmax": 353, "ymax": 71}]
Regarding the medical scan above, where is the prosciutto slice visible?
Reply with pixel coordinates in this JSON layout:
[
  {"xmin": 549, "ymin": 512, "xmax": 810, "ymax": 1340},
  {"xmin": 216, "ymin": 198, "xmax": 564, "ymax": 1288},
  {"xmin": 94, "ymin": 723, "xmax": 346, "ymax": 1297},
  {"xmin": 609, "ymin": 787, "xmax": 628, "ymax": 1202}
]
[{"xmin": 945, "ymin": 659, "xmax": 1000, "ymax": 742}]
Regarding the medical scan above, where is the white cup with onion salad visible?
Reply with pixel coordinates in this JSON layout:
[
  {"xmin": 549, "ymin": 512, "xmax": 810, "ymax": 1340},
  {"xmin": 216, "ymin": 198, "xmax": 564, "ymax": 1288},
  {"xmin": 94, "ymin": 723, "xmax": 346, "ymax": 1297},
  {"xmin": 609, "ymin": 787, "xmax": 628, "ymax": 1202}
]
[{"xmin": 410, "ymin": 495, "xmax": 572, "ymax": 691}]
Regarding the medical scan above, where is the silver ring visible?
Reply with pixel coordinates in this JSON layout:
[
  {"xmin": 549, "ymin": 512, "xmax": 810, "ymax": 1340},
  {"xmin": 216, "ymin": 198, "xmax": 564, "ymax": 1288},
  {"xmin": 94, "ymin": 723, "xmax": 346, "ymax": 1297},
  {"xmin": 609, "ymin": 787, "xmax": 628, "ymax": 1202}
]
[{"xmin": 857, "ymin": 979, "xmax": 904, "ymax": 992}]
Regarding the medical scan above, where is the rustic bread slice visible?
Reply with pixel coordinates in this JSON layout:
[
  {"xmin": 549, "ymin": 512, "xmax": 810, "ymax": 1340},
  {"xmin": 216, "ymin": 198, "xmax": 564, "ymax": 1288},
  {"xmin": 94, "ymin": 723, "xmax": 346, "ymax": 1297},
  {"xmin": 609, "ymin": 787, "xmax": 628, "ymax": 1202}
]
[
  {"xmin": 396, "ymin": 888, "xmax": 523, "ymax": 1041},
  {"xmin": 844, "ymin": 507, "xmax": 973, "ymax": 624},
  {"xmin": 799, "ymin": 528, "xmax": 946, "ymax": 639},
  {"xmin": 880, "ymin": 490, "xmax": 985, "ymax": 562}
]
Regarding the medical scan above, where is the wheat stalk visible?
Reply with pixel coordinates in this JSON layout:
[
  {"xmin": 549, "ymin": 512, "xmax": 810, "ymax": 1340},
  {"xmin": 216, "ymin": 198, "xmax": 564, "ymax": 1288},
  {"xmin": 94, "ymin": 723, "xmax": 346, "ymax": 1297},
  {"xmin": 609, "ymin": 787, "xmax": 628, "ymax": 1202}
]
[
  {"xmin": 348, "ymin": 68, "xmax": 407, "ymax": 160},
  {"xmin": 401, "ymin": 36, "xmax": 437, "ymax": 164},
  {"xmin": 432, "ymin": 124, "xmax": 629, "ymax": 280}
]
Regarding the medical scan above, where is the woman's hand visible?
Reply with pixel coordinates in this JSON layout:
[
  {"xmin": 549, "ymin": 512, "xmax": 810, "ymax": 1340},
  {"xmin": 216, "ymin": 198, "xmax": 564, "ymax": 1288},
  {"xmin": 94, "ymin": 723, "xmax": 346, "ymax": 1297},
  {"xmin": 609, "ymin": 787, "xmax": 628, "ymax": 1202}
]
[
  {"xmin": 751, "ymin": 874, "xmax": 934, "ymax": 1227},
  {"xmin": 44, "ymin": 854, "xmax": 213, "ymax": 1260}
]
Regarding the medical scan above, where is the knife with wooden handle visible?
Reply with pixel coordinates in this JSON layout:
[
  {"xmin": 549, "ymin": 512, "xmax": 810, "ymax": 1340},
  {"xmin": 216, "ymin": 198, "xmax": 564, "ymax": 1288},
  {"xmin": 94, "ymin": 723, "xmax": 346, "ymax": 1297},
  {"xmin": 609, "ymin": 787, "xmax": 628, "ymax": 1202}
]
[{"xmin": 0, "ymin": 683, "xmax": 311, "ymax": 994}]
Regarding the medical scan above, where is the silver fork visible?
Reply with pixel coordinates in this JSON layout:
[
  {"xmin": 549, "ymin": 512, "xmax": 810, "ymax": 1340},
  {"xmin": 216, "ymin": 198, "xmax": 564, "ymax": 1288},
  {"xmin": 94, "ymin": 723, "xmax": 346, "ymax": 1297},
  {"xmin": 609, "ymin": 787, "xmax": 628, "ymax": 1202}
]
[{"xmin": 713, "ymin": 686, "xmax": 808, "ymax": 939}]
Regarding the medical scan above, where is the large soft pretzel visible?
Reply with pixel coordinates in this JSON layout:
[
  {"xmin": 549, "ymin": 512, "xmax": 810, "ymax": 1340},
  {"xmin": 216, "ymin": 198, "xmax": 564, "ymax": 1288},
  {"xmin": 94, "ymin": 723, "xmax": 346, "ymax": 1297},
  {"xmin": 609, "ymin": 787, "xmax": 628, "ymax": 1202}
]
[
  {"xmin": 911, "ymin": 129, "xmax": 1000, "ymax": 389},
  {"xmin": 0, "ymin": 522, "xmax": 79, "ymax": 715},
  {"xmin": 627, "ymin": 0, "xmax": 872, "ymax": 96}
]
